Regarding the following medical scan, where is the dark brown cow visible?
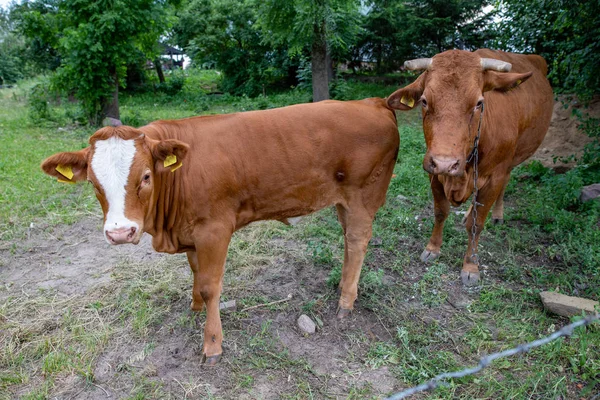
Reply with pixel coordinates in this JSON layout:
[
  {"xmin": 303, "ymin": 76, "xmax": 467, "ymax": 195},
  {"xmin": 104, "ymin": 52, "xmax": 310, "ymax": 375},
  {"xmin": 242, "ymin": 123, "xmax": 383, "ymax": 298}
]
[
  {"xmin": 387, "ymin": 49, "xmax": 553, "ymax": 285},
  {"xmin": 41, "ymin": 98, "xmax": 399, "ymax": 364}
]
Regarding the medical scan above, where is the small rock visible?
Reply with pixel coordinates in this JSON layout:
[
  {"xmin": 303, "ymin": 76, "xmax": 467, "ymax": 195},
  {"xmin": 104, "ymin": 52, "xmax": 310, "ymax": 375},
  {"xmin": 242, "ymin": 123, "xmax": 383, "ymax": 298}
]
[
  {"xmin": 580, "ymin": 183, "xmax": 600, "ymax": 202},
  {"xmin": 540, "ymin": 291, "xmax": 599, "ymax": 317},
  {"xmin": 297, "ymin": 314, "xmax": 316, "ymax": 334},
  {"xmin": 370, "ymin": 237, "xmax": 383, "ymax": 246},
  {"xmin": 286, "ymin": 217, "xmax": 303, "ymax": 226},
  {"xmin": 219, "ymin": 300, "xmax": 236, "ymax": 311},
  {"xmin": 102, "ymin": 117, "xmax": 122, "ymax": 127},
  {"xmin": 447, "ymin": 290, "xmax": 473, "ymax": 309},
  {"xmin": 396, "ymin": 194, "xmax": 409, "ymax": 201}
]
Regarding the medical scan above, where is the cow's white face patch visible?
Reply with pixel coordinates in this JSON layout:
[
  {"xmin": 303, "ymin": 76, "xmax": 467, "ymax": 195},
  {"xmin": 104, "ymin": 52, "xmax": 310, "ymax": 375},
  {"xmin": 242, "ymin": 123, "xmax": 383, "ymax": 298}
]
[{"xmin": 91, "ymin": 137, "xmax": 138, "ymax": 242}]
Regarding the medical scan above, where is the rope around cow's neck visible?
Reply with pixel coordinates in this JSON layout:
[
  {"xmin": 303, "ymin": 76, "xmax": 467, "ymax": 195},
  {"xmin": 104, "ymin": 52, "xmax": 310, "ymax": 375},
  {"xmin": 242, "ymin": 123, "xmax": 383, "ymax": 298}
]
[{"xmin": 466, "ymin": 102, "xmax": 484, "ymax": 268}]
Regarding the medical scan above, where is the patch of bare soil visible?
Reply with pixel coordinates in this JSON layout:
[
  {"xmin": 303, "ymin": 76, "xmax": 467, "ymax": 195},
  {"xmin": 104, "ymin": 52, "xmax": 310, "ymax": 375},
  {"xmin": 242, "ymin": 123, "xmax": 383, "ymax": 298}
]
[
  {"xmin": 0, "ymin": 217, "xmax": 161, "ymax": 300},
  {"xmin": 0, "ymin": 218, "xmax": 414, "ymax": 399},
  {"xmin": 531, "ymin": 96, "xmax": 600, "ymax": 170}
]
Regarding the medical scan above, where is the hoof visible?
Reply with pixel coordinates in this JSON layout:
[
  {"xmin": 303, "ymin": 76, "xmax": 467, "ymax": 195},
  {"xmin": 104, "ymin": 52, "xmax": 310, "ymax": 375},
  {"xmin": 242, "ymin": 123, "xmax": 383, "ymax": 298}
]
[
  {"xmin": 336, "ymin": 307, "xmax": 352, "ymax": 319},
  {"xmin": 492, "ymin": 218, "xmax": 504, "ymax": 225},
  {"xmin": 420, "ymin": 249, "xmax": 440, "ymax": 263},
  {"xmin": 202, "ymin": 353, "xmax": 222, "ymax": 366},
  {"xmin": 461, "ymin": 270, "xmax": 480, "ymax": 286},
  {"xmin": 190, "ymin": 300, "xmax": 205, "ymax": 312}
]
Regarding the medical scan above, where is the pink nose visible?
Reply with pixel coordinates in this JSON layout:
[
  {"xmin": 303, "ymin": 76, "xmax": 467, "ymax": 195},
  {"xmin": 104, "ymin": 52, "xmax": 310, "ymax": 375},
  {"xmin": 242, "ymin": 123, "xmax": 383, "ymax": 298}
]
[
  {"xmin": 424, "ymin": 156, "xmax": 463, "ymax": 176},
  {"xmin": 106, "ymin": 227, "xmax": 137, "ymax": 244}
]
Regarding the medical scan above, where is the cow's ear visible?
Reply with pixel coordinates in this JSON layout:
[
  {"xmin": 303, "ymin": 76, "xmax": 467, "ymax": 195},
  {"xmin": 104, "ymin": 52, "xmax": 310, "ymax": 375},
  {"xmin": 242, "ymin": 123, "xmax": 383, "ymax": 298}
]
[
  {"xmin": 146, "ymin": 138, "xmax": 190, "ymax": 172},
  {"xmin": 483, "ymin": 71, "xmax": 533, "ymax": 93},
  {"xmin": 387, "ymin": 73, "xmax": 425, "ymax": 111},
  {"xmin": 41, "ymin": 148, "xmax": 90, "ymax": 183}
]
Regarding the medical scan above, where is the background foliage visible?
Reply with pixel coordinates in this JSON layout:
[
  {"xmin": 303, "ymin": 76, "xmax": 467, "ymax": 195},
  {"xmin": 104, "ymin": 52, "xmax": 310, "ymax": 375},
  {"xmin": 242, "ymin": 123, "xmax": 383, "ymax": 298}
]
[
  {"xmin": 4, "ymin": 0, "xmax": 598, "ymax": 106},
  {"xmin": 1, "ymin": 0, "xmax": 599, "ymax": 169},
  {"xmin": 493, "ymin": 0, "xmax": 600, "ymax": 101}
]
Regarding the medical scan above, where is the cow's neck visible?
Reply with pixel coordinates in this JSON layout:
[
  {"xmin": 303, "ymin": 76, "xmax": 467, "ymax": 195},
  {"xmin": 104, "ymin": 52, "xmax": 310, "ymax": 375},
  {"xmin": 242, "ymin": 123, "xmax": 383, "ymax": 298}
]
[
  {"xmin": 144, "ymin": 169, "xmax": 186, "ymax": 253},
  {"xmin": 142, "ymin": 126, "xmax": 188, "ymax": 253}
]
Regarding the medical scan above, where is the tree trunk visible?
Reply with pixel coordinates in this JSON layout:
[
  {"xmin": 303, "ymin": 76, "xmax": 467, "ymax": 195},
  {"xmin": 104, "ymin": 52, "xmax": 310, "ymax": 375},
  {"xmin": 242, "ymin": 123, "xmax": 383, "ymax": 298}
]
[
  {"xmin": 100, "ymin": 74, "xmax": 120, "ymax": 125},
  {"xmin": 154, "ymin": 58, "xmax": 165, "ymax": 83},
  {"xmin": 326, "ymin": 50, "xmax": 334, "ymax": 82},
  {"xmin": 311, "ymin": 19, "xmax": 329, "ymax": 102}
]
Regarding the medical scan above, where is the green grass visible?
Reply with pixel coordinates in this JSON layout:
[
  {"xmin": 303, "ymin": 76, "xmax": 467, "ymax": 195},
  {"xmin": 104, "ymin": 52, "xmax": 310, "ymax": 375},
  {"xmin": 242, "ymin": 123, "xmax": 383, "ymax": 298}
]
[
  {"xmin": 1, "ymin": 76, "xmax": 599, "ymax": 399},
  {"xmin": 0, "ymin": 86, "xmax": 98, "ymax": 240}
]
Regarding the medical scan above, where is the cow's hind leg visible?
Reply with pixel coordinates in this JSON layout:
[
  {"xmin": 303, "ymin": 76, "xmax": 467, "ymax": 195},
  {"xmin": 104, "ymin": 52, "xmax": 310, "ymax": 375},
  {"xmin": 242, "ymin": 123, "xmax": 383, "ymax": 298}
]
[
  {"xmin": 191, "ymin": 223, "xmax": 232, "ymax": 365},
  {"xmin": 187, "ymin": 251, "xmax": 205, "ymax": 312},
  {"xmin": 491, "ymin": 179, "xmax": 509, "ymax": 225},
  {"xmin": 462, "ymin": 178, "xmax": 507, "ymax": 226},
  {"xmin": 422, "ymin": 176, "xmax": 450, "ymax": 262},
  {"xmin": 335, "ymin": 204, "xmax": 373, "ymax": 319}
]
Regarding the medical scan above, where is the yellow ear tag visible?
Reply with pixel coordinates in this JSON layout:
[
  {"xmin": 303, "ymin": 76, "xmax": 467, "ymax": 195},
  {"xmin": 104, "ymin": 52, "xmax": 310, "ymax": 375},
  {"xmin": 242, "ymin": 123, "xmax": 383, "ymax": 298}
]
[
  {"xmin": 57, "ymin": 178, "xmax": 76, "ymax": 184},
  {"xmin": 56, "ymin": 164, "xmax": 74, "ymax": 180},
  {"xmin": 400, "ymin": 95, "xmax": 414, "ymax": 108},
  {"xmin": 516, "ymin": 79, "xmax": 522, "ymax": 85},
  {"xmin": 164, "ymin": 154, "xmax": 177, "ymax": 167},
  {"xmin": 170, "ymin": 162, "xmax": 183, "ymax": 173}
]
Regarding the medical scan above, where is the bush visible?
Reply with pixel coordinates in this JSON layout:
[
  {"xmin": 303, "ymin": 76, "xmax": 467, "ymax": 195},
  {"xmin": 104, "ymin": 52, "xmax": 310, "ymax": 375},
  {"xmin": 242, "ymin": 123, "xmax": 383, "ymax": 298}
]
[
  {"xmin": 28, "ymin": 79, "xmax": 54, "ymax": 122},
  {"xmin": 329, "ymin": 77, "xmax": 351, "ymax": 100},
  {"xmin": 155, "ymin": 72, "xmax": 185, "ymax": 96}
]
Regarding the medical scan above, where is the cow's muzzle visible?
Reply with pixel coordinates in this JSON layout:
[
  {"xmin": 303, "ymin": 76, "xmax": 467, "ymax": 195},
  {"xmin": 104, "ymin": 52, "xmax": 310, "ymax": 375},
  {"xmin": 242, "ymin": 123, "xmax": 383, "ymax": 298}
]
[
  {"xmin": 105, "ymin": 227, "xmax": 139, "ymax": 245},
  {"xmin": 424, "ymin": 154, "xmax": 464, "ymax": 176}
]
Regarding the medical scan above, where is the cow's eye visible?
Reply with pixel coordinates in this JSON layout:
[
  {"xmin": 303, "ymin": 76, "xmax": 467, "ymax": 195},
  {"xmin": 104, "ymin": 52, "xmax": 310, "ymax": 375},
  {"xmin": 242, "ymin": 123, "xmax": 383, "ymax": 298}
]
[
  {"xmin": 143, "ymin": 174, "xmax": 150, "ymax": 182},
  {"xmin": 421, "ymin": 98, "xmax": 428, "ymax": 108},
  {"xmin": 476, "ymin": 99, "xmax": 484, "ymax": 109}
]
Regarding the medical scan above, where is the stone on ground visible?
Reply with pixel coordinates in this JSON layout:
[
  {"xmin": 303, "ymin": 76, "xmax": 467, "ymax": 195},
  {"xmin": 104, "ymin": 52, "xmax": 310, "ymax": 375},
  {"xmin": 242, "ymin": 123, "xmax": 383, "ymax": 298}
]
[
  {"xmin": 580, "ymin": 183, "xmax": 600, "ymax": 202},
  {"xmin": 297, "ymin": 314, "xmax": 316, "ymax": 334},
  {"xmin": 540, "ymin": 291, "xmax": 599, "ymax": 317}
]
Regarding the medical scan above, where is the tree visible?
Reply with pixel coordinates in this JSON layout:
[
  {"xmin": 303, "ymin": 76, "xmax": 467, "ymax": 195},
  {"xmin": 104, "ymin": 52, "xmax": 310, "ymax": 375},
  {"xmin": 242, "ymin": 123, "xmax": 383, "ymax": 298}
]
[
  {"xmin": 406, "ymin": 0, "xmax": 493, "ymax": 55},
  {"xmin": 493, "ymin": 0, "xmax": 600, "ymax": 100},
  {"xmin": 352, "ymin": 0, "xmax": 411, "ymax": 73},
  {"xmin": 10, "ymin": 0, "xmax": 62, "ymax": 73},
  {"xmin": 257, "ymin": 0, "xmax": 361, "ymax": 102},
  {"xmin": 174, "ymin": 0, "xmax": 293, "ymax": 96},
  {"xmin": 14, "ymin": 0, "xmax": 171, "ymax": 125},
  {"xmin": 0, "ymin": 8, "xmax": 25, "ymax": 84},
  {"xmin": 58, "ymin": 0, "xmax": 171, "ymax": 124},
  {"xmin": 348, "ymin": 0, "xmax": 494, "ymax": 75}
]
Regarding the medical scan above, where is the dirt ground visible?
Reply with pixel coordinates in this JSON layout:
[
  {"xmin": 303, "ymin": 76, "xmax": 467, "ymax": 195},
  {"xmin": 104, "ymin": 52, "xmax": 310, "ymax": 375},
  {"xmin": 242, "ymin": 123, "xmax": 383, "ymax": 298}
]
[
  {"xmin": 0, "ymin": 216, "xmax": 414, "ymax": 399},
  {"xmin": 0, "ymin": 217, "xmax": 160, "ymax": 300},
  {"xmin": 530, "ymin": 95, "xmax": 599, "ymax": 170}
]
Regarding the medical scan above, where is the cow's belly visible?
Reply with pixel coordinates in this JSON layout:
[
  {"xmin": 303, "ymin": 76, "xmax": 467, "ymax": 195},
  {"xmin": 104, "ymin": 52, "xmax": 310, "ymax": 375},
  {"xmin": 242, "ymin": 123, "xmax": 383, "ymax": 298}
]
[{"xmin": 235, "ymin": 182, "xmax": 343, "ymax": 229}]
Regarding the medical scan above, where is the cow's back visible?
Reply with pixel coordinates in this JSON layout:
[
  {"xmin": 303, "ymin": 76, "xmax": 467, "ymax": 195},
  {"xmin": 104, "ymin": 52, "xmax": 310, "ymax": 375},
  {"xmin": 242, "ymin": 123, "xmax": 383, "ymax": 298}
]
[
  {"xmin": 142, "ymin": 98, "xmax": 399, "ymax": 236},
  {"xmin": 475, "ymin": 49, "xmax": 553, "ymax": 166}
]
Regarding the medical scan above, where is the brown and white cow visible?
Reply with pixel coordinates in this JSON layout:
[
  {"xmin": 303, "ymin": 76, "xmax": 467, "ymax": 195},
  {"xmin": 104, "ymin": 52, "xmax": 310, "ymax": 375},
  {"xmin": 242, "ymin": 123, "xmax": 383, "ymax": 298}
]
[
  {"xmin": 387, "ymin": 49, "xmax": 553, "ymax": 285},
  {"xmin": 41, "ymin": 98, "xmax": 399, "ymax": 364}
]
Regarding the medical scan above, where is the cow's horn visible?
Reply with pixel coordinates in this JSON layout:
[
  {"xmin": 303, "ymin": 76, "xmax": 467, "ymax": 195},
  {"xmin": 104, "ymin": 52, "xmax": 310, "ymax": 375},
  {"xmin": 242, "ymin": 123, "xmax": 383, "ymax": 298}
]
[
  {"xmin": 481, "ymin": 58, "xmax": 512, "ymax": 72},
  {"xmin": 404, "ymin": 58, "xmax": 432, "ymax": 71}
]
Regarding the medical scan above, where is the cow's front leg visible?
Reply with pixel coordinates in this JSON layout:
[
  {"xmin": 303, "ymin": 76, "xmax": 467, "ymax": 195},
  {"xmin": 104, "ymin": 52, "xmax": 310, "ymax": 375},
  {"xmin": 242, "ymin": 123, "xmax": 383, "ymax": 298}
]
[
  {"xmin": 462, "ymin": 176, "xmax": 508, "ymax": 285},
  {"xmin": 422, "ymin": 176, "xmax": 450, "ymax": 263},
  {"xmin": 335, "ymin": 204, "xmax": 373, "ymax": 318},
  {"xmin": 191, "ymin": 224, "xmax": 232, "ymax": 365}
]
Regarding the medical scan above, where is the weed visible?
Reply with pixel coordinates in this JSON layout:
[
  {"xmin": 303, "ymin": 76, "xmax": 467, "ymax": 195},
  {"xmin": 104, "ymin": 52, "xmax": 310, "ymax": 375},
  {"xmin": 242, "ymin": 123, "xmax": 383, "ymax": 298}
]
[{"xmin": 414, "ymin": 262, "xmax": 450, "ymax": 307}]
